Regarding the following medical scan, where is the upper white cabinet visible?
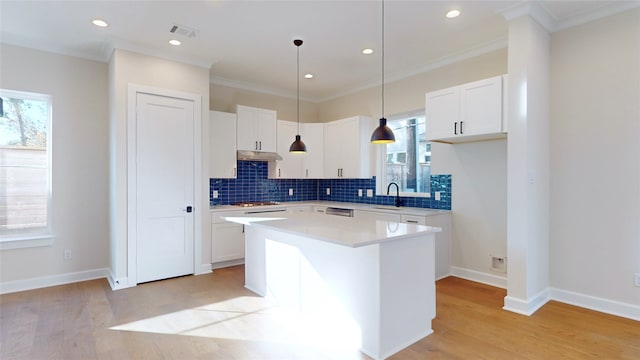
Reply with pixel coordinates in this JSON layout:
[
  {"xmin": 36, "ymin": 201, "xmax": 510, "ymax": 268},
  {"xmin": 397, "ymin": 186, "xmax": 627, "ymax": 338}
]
[
  {"xmin": 236, "ymin": 105, "xmax": 277, "ymax": 152},
  {"xmin": 210, "ymin": 111, "xmax": 237, "ymax": 178},
  {"xmin": 271, "ymin": 120, "xmax": 303, "ymax": 178},
  {"xmin": 301, "ymin": 123, "xmax": 324, "ymax": 178},
  {"xmin": 426, "ymin": 75, "xmax": 506, "ymax": 143},
  {"xmin": 323, "ymin": 116, "xmax": 374, "ymax": 178}
]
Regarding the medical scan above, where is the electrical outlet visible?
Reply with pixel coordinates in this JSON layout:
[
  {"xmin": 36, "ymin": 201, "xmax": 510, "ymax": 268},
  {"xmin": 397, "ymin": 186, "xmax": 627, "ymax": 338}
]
[
  {"xmin": 213, "ymin": 190, "xmax": 219, "ymax": 199},
  {"xmin": 63, "ymin": 249, "xmax": 72, "ymax": 260},
  {"xmin": 635, "ymin": 273, "xmax": 640, "ymax": 287},
  {"xmin": 435, "ymin": 191, "xmax": 441, "ymax": 201},
  {"xmin": 366, "ymin": 189, "xmax": 373, "ymax": 197},
  {"xmin": 289, "ymin": 188, "xmax": 294, "ymax": 196},
  {"xmin": 358, "ymin": 189, "xmax": 363, "ymax": 197},
  {"xmin": 326, "ymin": 188, "xmax": 331, "ymax": 195}
]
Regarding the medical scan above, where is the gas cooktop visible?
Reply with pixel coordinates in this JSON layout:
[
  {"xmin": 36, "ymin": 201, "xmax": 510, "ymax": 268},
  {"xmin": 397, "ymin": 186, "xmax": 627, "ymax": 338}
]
[{"xmin": 232, "ymin": 201, "xmax": 281, "ymax": 207}]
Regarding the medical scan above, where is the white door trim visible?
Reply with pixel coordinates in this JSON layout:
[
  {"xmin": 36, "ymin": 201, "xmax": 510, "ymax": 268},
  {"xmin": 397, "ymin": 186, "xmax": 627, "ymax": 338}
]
[{"xmin": 127, "ymin": 84, "xmax": 202, "ymax": 287}]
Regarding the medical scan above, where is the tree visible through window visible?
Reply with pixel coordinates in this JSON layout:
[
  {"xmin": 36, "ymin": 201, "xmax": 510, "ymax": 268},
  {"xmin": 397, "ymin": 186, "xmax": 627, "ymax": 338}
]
[
  {"xmin": 0, "ymin": 90, "xmax": 51, "ymax": 239},
  {"xmin": 378, "ymin": 113, "xmax": 431, "ymax": 196}
]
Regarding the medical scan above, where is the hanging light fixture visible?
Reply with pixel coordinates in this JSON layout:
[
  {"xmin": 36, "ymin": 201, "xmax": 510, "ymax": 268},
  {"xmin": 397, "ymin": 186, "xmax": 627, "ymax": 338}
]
[
  {"xmin": 371, "ymin": 0, "xmax": 395, "ymax": 144},
  {"xmin": 289, "ymin": 39, "xmax": 307, "ymax": 153}
]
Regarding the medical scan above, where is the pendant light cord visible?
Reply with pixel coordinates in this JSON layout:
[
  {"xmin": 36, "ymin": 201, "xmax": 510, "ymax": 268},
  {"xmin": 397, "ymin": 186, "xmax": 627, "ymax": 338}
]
[
  {"xmin": 297, "ymin": 42, "xmax": 301, "ymax": 134},
  {"xmin": 381, "ymin": 0, "xmax": 385, "ymax": 120}
]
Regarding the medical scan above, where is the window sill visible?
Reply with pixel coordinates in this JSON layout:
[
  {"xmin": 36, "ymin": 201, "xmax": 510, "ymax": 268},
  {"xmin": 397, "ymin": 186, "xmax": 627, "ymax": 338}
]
[{"xmin": 0, "ymin": 235, "xmax": 55, "ymax": 250}]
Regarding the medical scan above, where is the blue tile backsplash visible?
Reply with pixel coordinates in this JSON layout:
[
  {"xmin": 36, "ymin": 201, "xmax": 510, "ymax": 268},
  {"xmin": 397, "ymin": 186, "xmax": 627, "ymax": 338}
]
[{"xmin": 210, "ymin": 160, "xmax": 451, "ymax": 210}]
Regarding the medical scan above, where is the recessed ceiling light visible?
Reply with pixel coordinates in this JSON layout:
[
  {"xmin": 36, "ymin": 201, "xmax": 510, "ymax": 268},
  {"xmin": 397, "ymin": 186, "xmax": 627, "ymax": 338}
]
[
  {"xmin": 446, "ymin": 10, "xmax": 460, "ymax": 18},
  {"xmin": 362, "ymin": 48, "xmax": 374, "ymax": 55},
  {"xmin": 169, "ymin": 39, "xmax": 181, "ymax": 46},
  {"xmin": 304, "ymin": 73, "xmax": 314, "ymax": 79},
  {"xmin": 92, "ymin": 19, "xmax": 108, "ymax": 27}
]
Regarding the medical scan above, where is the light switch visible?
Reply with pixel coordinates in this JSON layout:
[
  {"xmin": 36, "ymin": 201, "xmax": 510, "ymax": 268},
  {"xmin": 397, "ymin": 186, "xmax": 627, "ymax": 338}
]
[
  {"xmin": 326, "ymin": 188, "xmax": 331, "ymax": 195},
  {"xmin": 366, "ymin": 189, "xmax": 373, "ymax": 197},
  {"xmin": 435, "ymin": 192, "xmax": 441, "ymax": 201},
  {"xmin": 213, "ymin": 190, "xmax": 219, "ymax": 199},
  {"xmin": 358, "ymin": 189, "xmax": 363, "ymax": 197},
  {"xmin": 289, "ymin": 188, "xmax": 294, "ymax": 196}
]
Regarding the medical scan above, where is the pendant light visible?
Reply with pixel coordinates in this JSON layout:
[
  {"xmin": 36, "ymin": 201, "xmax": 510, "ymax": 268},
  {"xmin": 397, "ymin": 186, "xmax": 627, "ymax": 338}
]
[
  {"xmin": 371, "ymin": 0, "xmax": 396, "ymax": 144},
  {"xmin": 289, "ymin": 39, "xmax": 307, "ymax": 153}
]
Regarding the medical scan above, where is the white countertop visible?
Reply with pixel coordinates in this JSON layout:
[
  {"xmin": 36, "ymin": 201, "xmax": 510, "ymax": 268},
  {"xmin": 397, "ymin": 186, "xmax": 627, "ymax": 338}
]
[
  {"xmin": 222, "ymin": 212, "xmax": 441, "ymax": 248},
  {"xmin": 211, "ymin": 200, "xmax": 450, "ymax": 217}
]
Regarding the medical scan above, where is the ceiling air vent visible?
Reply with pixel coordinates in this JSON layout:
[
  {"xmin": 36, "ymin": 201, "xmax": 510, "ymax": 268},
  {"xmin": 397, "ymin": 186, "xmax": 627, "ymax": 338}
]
[{"xmin": 169, "ymin": 24, "xmax": 197, "ymax": 38}]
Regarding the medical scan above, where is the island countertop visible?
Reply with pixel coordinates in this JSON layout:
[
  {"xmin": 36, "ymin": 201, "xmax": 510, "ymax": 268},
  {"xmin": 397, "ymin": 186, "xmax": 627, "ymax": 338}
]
[{"xmin": 222, "ymin": 212, "xmax": 441, "ymax": 248}]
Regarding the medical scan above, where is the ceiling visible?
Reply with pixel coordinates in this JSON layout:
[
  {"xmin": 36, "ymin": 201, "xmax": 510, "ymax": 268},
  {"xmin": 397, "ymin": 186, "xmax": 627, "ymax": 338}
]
[{"xmin": 1, "ymin": 0, "xmax": 637, "ymax": 102}]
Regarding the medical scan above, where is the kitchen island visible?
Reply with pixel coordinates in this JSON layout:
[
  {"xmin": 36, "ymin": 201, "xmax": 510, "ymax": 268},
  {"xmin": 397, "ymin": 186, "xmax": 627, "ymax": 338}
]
[{"xmin": 223, "ymin": 212, "xmax": 441, "ymax": 360}]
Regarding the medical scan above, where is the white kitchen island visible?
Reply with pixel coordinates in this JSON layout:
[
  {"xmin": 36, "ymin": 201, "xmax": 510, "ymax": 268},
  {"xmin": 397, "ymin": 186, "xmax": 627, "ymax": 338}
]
[{"xmin": 223, "ymin": 212, "xmax": 441, "ymax": 360}]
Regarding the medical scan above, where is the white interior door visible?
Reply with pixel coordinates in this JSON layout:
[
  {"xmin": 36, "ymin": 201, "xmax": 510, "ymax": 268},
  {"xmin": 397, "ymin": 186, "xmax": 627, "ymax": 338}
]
[{"xmin": 136, "ymin": 92, "xmax": 194, "ymax": 283}]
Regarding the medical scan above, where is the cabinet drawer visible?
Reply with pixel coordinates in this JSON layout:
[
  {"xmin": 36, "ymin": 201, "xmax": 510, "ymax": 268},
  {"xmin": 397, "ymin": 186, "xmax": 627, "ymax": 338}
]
[{"xmin": 400, "ymin": 215, "xmax": 426, "ymax": 225}]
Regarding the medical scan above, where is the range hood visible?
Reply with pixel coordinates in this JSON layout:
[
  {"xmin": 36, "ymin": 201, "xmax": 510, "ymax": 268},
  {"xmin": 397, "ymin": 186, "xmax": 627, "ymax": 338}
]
[{"xmin": 237, "ymin": 150, "xmax": 282, "ymax": 161}]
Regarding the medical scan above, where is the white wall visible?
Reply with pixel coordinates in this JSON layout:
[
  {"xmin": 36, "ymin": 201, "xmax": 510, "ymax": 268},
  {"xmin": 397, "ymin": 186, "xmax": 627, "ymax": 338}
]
[
  {"xmin": 109, "ymin": 49, "xmax": 210, "ymax": 287},
  {"xmin": 0, "ymin": 45, "xmax": 109, "ymax": 289},
  {"xmin": 549, "ymin": 9, "xmax": 640, "ymax": 310}
]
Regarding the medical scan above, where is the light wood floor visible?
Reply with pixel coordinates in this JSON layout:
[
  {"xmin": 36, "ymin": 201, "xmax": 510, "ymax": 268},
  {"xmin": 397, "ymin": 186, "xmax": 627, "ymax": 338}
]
[{"xmin": 1, "ymin": 266, "xmax": 638, "ymax": 359}]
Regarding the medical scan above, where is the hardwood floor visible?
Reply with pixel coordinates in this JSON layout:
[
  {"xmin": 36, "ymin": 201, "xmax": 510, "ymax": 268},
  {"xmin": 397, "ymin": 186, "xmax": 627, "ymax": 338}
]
[{"xmin": 1, "ymin": 266, "xmax": 638, "ymax": 359}]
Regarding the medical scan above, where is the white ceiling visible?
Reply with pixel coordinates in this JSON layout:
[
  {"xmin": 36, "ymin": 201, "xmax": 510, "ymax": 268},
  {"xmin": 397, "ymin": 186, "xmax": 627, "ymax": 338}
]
[{"xmin": 1, "ymin": 0, "xmax": 638, "ymax": 102}]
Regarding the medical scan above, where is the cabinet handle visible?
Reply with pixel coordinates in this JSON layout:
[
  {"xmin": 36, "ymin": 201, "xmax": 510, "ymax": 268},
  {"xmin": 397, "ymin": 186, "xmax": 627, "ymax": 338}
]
[
  {"xmin": 460, "ymin": 121, "xmax": 464, "ymax": 135},
  {"xmin": 278, "ymin": 168, "xmax": 281, "ymax": 177},
  {"xmin": 454, "ymin": 122, "xmax": 458, "ymax": 135},
  {"xmin": 255, "ymin": 141, "xmax": 258, "ymax": 150},
  {"xmin": 259, "ymin": 141, "xmax": 262, "ymax": 150},
  {"xmin": 405, "ymin": 220, "xmax": 419, "ymax": 224},
  {"xmin": 233, "ymin": 167, "xmax": 237, "ymax": 177}
]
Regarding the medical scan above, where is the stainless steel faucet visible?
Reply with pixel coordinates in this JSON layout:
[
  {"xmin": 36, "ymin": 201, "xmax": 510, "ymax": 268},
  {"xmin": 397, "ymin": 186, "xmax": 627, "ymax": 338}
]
[{"xmin": 387, "ymin": 182, "xmax": 402, "ymax": 207}]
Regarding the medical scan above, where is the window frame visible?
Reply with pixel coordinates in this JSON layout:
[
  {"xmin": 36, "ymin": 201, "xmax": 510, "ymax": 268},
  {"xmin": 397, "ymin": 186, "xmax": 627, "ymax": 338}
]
[
  {"xmin": 0, "ymin": 89, "xmax": 54, "ymax": 250},
  {"xmin": 375, "ymin": 110, "xmax": 431, "ymax": 198}
]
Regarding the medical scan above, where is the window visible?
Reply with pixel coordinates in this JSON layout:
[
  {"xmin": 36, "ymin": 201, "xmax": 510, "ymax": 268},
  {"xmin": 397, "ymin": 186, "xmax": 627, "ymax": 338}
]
[
  {"xmin": 0, "ymin": 89, "xmax": 52, "ymax": 247},
  {"xmin": 376, "ymin": 111, "xmax": 430, "ymax": 196}
]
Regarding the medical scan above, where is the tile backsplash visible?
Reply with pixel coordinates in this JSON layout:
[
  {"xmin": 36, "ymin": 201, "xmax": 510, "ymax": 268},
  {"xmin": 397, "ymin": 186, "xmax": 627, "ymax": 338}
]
[{"xmin": 210, "ymin": 160, "xmax": 451, "ymax": 210}]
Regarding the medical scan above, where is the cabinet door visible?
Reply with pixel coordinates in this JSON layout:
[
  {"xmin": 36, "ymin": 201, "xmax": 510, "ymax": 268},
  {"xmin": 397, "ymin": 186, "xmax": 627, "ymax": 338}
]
[
  {"xmin": 301, "ymin": 123, "xmax": 324, "ymax": 178},
  {"xmin": 426, "ymin": 214, "xmax": 451, "ymax": 279},
  {"xmin": 460, "ymin": 76, "xmax": 503, "ymax": 136},
  {"xmin": 274, "ymin": 120, "xmax": 303, "ymax": 178},
  {"xmin": 211, "ymin": 222, "xmax": 245, "ymax": 263},
  {"xmin": 323, "ymin": 120, "xmax": 343, "ymax": 178},
  {"xmin": 425, "ymin": 87, "xmax": 460, "ymax": 140},
  {"xmin": 237, "ymin": 105, "xmax": 259, "ymax": 151},
  {"xmin": 210, "ymin": 111, "xmax": 237, "ymax": 178},
  {"xmin": 338, "ymin": 117, "xmax": 361, "ymax": 178},
  {"xmin": 355, "ymin": 210, "xmax": 401, "ymax": 222},
  {"xmin": 257, "ymin": 109, "xmax": 277, "ymax": 152}
]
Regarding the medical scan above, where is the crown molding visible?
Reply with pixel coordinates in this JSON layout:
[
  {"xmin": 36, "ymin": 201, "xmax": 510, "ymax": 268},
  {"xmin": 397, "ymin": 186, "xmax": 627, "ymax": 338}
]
[
  {"xmin": 210, "ymin": 75, "xmax": 317, "ymax": 103},
  {"xmin": 550, "ymin": 1, "xmax": 640, "ymax": 32},
  {"xmin": 109, "ymin": 38, "xmax": 213, "ymax": 69},
  {"xmin": 499, "ymin": 1, "xmax": 557, "ymax": 32}
]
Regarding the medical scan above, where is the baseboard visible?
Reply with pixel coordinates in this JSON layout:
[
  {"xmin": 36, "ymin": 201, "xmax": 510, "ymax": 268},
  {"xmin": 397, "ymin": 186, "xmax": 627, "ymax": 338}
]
[
  {"xmin": 550, "ymin": 287, "xmax": 640, "ymax": 321},
  {"xmin": 212, "ymin": 258, "xmax": 244, "ymax": 270},
  {"xmin": 107, "ymin": 270, "xmax": 132, "ymax": 291},
  {"xmin": 0, "ymin": 268, "xmax": 109, "ymax": 295},
  {"xmin": 503, "ymin": 288, "xmax": 550, "ymax": 316},
  {"xmin": 195, "ymin": 263, "xmax": 213, "ymax": 275},
  {"xmin": 450, "ymin": 266, "xmax": 507, "ymax": 289}
]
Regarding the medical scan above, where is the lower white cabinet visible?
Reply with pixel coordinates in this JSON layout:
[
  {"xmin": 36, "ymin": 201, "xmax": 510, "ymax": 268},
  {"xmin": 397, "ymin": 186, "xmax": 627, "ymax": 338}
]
[
  {"xmin": 354, "ymin": 210, "xmax": 401, "ymax": 222},
  {"xmin": 211, "ymin": 212, "xmax": 245, "ymax": 266}
]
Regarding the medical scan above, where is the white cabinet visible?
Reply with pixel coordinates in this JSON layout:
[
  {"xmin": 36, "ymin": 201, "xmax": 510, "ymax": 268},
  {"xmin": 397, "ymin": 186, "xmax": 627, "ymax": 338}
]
[
  {"xmin": 301, "ymin": 123, "xmax": 324, "ymax": 178},
  {"xmin": 426, "ymin": 75, "xmax": 505, "ymax": 143},
  {"xmin": 236, "ymin": 105, "xmax": 277, "ymax": 152},
  {"xmin": 425, "ymin": 214, "xmax": 451, "ymax": 280},
  {"xmin": 271, "ymin": 120, "xmax": 303, "ymax": 178},
  {"xmin": 354, "ymin": 210, "xmax": 401, "ymax": 222},
  {"xmin": 323, "ymin": 116, "xmax": 374, "ymax": 178},
  {"xmin": 210, "ymin": 111, "xmax": 237, "ymax": 178},
  {"xmin": 211, "ymin": 211, "xmax": 245, "ymax": 266}
]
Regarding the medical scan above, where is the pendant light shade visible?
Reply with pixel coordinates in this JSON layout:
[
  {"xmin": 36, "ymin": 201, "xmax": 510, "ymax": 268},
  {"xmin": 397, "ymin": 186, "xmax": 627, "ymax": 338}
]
[
  {"xmin": 371, "ymin": 0, "xmax": 395, "ymax": 144},
  {"xmin": 289, "ymin": 39, "xmax": 307, "ymax": 153},
  {"xmin": 371, "ymin": 117, "xmax": 395, "ymax": 144}
]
